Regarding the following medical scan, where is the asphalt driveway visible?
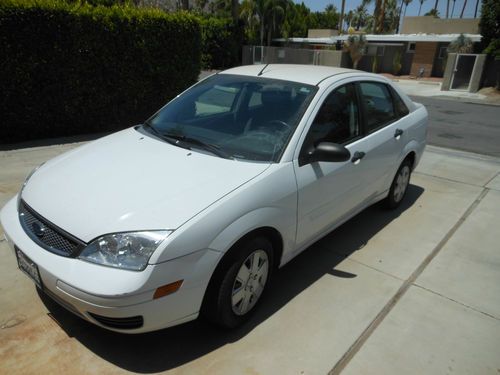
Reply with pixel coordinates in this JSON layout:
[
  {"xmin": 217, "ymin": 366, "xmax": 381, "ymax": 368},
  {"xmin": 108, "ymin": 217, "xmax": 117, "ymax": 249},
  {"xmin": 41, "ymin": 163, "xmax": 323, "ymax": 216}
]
[{"xmin": 0, "ymin": 143, "xmax": 499, "ymax": 374}]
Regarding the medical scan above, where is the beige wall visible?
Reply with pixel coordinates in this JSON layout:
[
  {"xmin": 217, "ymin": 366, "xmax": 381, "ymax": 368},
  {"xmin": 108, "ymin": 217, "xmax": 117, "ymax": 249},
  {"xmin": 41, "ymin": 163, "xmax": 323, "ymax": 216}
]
[
  {"xmin": 307, "ymin": 29, "xmax": 339, "ymax": 38},
  {"xmin": 410, "ymin": 42, "xmax": 439, "ymax": 77},
  {"xmin": 401, "ymin": 16, "xmax": 479, "ymax": 34}
]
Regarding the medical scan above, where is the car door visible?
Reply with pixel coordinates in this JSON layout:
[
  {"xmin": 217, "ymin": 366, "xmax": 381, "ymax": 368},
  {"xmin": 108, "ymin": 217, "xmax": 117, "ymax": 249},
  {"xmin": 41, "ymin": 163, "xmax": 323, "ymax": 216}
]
[
  {"xmin": 356, "ymin": 81, "xmax": 410, "ymax": 195},
  {"xmin": 293, "ymin": 82, "xmax": 372, "ymax": 248}
]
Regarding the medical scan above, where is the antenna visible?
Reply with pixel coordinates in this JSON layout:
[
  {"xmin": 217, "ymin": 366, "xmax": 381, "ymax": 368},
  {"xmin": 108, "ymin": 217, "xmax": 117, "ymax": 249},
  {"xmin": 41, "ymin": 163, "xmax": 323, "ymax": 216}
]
[{"xmin": 257, "ymin": 63, "xmax": 269, "ymax": 76}]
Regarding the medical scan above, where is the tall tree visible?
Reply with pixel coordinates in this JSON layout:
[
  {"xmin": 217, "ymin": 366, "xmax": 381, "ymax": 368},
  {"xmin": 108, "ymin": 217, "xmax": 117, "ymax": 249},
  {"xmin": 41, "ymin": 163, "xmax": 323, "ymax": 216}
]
[
  {"xmin": 451, "ymin": 0, "xmax": 456, "ymax": 17},
  {"xmin": 339, "ymin": 0, "xmax": 346, "ymax": 33},
  {"xmin": 446, "ymin": 0, "xmax": 450, "ymax": 17},
  {"xmin": 433, "ymin": 0, "xmax": 439, "ymax": 10},
  {"xmin": 460, "ymin": 0, "xmax": 467, "ymax": 17},
  {"xmin": 473, "ymin": 0, "xmax": 479, "ymax": 17},
  {"xmin": 418, "ymin": 0, "xmax": 426, "ymax": 15}
]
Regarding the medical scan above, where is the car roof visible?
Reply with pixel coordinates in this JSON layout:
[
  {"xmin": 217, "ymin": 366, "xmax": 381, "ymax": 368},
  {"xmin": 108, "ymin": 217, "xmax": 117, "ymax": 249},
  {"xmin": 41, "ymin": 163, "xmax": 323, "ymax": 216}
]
[{"xmin": 220, "ymin": 64, "xmax": 374, "ymax": 86}]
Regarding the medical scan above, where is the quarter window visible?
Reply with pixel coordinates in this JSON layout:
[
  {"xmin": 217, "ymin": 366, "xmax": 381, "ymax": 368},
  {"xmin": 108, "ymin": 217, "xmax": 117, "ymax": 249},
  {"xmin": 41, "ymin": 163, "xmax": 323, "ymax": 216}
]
[
  {"xmin": 302, "ymin": 83, "xmax": 360, "ymax": 152},
  {"xmin": 390, "ymin": 86, "xmax": 410, "ymax": 117},
  {"xmin": 359, "ymin": 82, "xmax": 397, "ymax": 132}
]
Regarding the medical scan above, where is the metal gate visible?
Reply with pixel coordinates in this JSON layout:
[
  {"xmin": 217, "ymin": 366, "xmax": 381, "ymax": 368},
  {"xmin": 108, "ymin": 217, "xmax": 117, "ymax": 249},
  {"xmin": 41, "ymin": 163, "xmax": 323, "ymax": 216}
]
[{"xmin": 450, "ymin": 54, "xmax": 478, "ymax": 91}]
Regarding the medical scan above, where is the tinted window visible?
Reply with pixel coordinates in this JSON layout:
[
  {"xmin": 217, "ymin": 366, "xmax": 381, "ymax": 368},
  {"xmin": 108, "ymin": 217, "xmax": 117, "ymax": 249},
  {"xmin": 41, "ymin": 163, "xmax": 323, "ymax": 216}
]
[
  {"xmin": 302, "ymin": 83, "xmax": 360, "ymax": 153},
  {"xmin": 359, "ymin": 82, "xmax": 397, "ymax": 132},
  {"xmin": 390, "ymin": 87, "xmax": 410, "ymax": 117}
]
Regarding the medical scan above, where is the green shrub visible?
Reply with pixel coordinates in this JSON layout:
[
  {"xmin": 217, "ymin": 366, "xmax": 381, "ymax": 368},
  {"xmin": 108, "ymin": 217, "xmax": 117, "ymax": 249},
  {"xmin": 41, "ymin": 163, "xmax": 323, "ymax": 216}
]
[
  {"xmin": 0, "ymin": 0, "xmax": 201, "ymax": 143},
  {"xmin": 200, "ymin": 17, "xmax": 243, "ymax": 70}
]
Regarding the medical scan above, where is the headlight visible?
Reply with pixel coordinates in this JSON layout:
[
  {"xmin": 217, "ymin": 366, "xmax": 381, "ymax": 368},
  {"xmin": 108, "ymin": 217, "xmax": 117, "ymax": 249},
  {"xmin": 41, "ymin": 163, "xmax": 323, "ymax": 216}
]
[
  {"xmin": 18, "ymin": 163, "xmax": 45, "ymax": 207},
  {"xmin": 79, "ymin": 231, "xmax": 171, "ymax": 271}
]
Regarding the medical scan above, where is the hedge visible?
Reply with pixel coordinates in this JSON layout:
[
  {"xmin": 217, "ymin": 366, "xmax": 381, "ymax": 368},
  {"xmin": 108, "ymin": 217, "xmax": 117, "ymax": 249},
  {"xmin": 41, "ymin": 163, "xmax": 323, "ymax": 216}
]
[
  {"xmin": 200, "ymin": 17, "xmax": 243, "ymax": 70},
  {"xmin": 0, "ymin": 1, "xmax": 201, "ymax": 143}
]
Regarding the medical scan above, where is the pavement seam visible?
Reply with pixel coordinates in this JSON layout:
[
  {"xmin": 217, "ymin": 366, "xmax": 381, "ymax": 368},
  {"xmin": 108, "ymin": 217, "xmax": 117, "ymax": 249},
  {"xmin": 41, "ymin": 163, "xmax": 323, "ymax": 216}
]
[
  {"xmin": 328, "ymin": 187, "xmax": 490, "ymax": 375},
  {"xmin": 346, "ymin": 258, "xmax": 405, "ymax": 282},
  {"xmin": 412, "ymin": 284, "xmax": 500, "ymax": 322},
  {"xmin": 483, "ymin": 171, "xmax": 500, "ymax": 187},
  {"xmin": 414, "ymin": 171, "xmax": 488, "ymax": 188}
]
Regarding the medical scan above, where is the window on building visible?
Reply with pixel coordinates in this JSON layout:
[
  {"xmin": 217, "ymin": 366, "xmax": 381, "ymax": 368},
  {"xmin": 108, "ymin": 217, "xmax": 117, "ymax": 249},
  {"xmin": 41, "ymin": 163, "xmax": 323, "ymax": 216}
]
[
  {"xmin": 377, "ymin": 46, "xmax": 385, "ymax": 56},
  {"xmin": 438, "ymin": 46, "xmax": 447, "ymax": 59},
  {"xmin": 407, "ymin": 42, "xmax": 416, "ymax": 53}
]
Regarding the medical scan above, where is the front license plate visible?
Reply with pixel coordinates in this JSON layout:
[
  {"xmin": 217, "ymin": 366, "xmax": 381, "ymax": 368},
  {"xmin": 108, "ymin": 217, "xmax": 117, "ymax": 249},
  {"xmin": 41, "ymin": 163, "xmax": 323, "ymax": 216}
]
[{"xmin": 15, "ymin": 246, "xmax": 42, "ymax": 289}]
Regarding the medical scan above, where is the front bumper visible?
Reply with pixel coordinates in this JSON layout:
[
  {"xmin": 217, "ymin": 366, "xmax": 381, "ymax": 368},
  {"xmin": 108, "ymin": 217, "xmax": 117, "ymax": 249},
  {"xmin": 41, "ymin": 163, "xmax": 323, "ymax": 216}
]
[{"xmin": 0, "ymin": 197, "xmax": 222, "ymax": 333}]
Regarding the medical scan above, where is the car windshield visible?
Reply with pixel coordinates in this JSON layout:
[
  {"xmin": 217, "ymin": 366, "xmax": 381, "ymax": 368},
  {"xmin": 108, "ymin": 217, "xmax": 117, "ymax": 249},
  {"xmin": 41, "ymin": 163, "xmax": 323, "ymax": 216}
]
[{"xmin": 146, "ymin": 74, "xmax": 317, "ymax": 162}]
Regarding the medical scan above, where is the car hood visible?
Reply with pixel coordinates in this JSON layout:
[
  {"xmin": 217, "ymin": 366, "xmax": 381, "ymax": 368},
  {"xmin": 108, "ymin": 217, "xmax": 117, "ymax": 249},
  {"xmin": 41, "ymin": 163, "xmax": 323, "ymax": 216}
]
[{"xmin": 22, "ymin": 127, "xmax": 271, "ymax": 243}]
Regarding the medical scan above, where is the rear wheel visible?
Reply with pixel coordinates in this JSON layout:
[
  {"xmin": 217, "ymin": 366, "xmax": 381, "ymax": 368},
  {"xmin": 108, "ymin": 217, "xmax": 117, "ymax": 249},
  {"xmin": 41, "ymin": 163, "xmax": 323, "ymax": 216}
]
[
  {"xmin": 386, "ymin": 159, "xmax": 412, "ymax": 209},
  {"xmin": 202, "ymin": 237, "xmax": 274, "ymax": 328}
]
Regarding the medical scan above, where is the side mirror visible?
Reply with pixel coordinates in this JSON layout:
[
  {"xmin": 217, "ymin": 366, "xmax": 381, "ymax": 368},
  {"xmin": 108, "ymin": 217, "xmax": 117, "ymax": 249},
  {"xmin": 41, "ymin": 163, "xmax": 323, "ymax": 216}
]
[{"xmin": 299, "ymin": 142, "xmax": 351, "ymax": 166}]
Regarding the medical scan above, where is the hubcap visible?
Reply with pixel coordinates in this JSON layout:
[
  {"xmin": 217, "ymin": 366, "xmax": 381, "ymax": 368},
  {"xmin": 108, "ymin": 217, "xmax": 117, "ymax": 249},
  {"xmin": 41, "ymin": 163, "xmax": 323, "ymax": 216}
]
[
  {"xmin": 394, "ymin": 165, "xmax": 410, "ymax": 203},
  {"xmin": 231, "ymin": 249, "xmax": 269, "ymax": 316}
]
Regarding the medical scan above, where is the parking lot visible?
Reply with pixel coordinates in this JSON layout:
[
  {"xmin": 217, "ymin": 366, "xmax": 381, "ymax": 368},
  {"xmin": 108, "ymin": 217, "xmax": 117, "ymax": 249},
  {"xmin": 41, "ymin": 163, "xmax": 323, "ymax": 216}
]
[{"xmin": 1, "ymin": 142, "xmax": 500, "ymax": 374}]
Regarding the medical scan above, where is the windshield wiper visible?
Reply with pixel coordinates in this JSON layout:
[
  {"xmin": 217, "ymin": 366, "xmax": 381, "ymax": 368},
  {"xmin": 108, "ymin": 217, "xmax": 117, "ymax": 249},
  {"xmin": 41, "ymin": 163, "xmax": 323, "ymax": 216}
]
[
  {"xmin": 142, "ymin": 122, "xmax": 189, "ymax": 149},
  {"xmin": 163, "ymin": 133, "xmax": 233, "ymax": 160}
]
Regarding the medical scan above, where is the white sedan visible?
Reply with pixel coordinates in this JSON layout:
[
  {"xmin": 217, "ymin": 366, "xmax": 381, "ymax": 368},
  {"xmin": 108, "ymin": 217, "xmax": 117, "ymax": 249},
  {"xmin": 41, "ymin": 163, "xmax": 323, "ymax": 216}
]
[{"xmin": 0, "ymin": 65, "xmax": 427, "ymax": 333}]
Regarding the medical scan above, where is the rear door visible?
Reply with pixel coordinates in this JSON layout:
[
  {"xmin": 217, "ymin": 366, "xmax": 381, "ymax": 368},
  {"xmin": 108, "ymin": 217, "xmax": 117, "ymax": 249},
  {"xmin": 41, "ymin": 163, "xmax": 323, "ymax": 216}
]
[{"xmin": 355, "ymin": 81, "xmax": 410, "ymax": 195}]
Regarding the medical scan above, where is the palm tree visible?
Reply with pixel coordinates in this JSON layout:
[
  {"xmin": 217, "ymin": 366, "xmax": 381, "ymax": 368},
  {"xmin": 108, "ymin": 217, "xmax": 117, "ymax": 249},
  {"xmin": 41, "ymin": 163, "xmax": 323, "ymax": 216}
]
[
  {"xmin": 433, "ymin": 0, "xmax": 439, "ymax": 11},
  {"xmin": 418, "ymin": 0, "xmax": 426, "ymax": 15},
  {"xmin": 447, "ymin": 33, "xmax": 473, "ymax": 53},
  {"xmin": 460, "ymin": 0, "xmax": 467, "ymax": 18},
  {"xmin": 450, "ymin": 0, "xmax": 456, "ymax": 17},
  {"xmin": 402, "ymin": 0, "xmax": 413, "ymax": 19},
  {"xmin": 446, "ymin": 0, "xmax": 449, "ymax": 17},
  {"xmin": 353, "ymin": 3, "xmax": 369, "ymax": 30},
  {"xmin": 265, "ymin": 0, "xmax": 285, "ymax": 46},
  {"xmin": 339, "ymin": 0, "xmax": 346, "ymax": 33},
  {"xmin": 473, "ymin": 0, "xmax": 479, "ymax": 17},
  {"xmin": 343, "ymin": 34, "xmax": 367, "ymax": 69}
]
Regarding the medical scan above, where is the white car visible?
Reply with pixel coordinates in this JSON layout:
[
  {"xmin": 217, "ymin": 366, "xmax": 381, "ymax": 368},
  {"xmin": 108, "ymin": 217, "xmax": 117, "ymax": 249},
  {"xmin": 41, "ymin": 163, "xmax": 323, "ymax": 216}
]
[{"xmin": 0, "ymin": 65, "xmax": 427, "ymax": 333}]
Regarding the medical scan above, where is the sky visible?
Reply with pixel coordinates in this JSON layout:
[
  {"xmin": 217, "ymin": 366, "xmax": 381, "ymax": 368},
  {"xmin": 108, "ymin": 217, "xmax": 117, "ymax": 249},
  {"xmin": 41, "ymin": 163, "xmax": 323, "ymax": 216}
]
[{"xmin": 297, "ymin": 0, "xmax": 483, "ymax": 19}]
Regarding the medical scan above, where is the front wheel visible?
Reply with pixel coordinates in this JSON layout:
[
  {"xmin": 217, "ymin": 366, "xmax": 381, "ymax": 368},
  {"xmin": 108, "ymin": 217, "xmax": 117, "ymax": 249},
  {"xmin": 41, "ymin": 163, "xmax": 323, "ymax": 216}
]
[
  {"xmin": 202, "ymin": 237, "xmax": 274, "ymax": 328},
  {"xmin": 386, "ymin": 159, "xmax": 412, "ymax": 209}
]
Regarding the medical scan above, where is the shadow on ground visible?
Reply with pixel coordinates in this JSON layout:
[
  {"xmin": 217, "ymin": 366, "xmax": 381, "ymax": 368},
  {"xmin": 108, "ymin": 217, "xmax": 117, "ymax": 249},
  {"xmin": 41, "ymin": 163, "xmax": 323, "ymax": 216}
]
[{"xmin": 38, "ymin": 184, "xmax": 424, "ymax": 373}]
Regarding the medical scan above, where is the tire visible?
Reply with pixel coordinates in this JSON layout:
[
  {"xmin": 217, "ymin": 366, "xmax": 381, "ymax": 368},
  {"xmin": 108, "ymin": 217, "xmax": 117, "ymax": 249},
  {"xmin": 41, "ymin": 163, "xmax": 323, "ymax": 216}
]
[
  {"xmin": 201, "ymin": 237, "xmax": 274, "ymax": 329},
  {"xmin": 386, "ymin": 159, "xmax": 412, "ymax": 209}
]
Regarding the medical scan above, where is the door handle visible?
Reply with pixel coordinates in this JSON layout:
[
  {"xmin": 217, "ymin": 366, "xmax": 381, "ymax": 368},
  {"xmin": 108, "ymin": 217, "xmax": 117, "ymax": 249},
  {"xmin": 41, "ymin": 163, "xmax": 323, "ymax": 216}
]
[
  {"xmin": 351, "ymin": 151, "xmax": 366, "ymax": 163},
  {"xmin": 394, "ymin": 128, "xmax": 404, "ymax": 138}
]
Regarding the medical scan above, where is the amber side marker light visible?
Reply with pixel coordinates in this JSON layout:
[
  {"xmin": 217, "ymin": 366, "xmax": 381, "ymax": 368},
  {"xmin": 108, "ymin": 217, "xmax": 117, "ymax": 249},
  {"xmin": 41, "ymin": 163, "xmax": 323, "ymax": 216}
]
[{"xmin": 153, "ymin": 280, "xmax": 184, "ymax": 299}]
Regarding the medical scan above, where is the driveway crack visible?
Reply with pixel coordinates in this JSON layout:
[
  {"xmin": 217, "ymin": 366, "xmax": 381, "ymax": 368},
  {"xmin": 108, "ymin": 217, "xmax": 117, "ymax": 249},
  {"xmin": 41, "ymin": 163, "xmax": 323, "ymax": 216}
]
[{"xmin": 328, "ymin": 187, "xmax": 490, "ymax": 375}]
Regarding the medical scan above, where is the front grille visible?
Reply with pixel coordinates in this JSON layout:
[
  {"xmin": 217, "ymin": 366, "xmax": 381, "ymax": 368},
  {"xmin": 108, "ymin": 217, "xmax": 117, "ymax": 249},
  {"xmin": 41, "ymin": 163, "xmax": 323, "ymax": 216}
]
[
  {"xmin": 19, "ymin": 200, "xmax": 86, "ymax": 257},
  {"xmin": 88, "ymin": 312, "xmax": 144, "ymax": 329}
]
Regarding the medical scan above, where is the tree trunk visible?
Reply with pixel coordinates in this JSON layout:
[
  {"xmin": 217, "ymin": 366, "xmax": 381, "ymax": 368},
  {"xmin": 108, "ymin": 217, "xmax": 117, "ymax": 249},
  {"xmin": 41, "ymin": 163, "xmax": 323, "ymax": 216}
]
[
  {"xmin": 418, "ymin": 1, "xmax": 423, "ymax": 16},
  {"xmin": 260, "ymin": 18, "xmax": 264, "ymax": 47},
  {"xmin": 373, "ymin": 0, "xmax": 382, "ymax": 33},
  {"xmin": 181, "ymin": 0, "xmax": 189, "ymax": 10},
  {"xmin": 397, "ymin": 0, "xmax": 404, "ymax": 33},
  {"xmin": 446, "ymin": 0, "xmax": 450, "ymax": 17},
  {"xmin": 339, "ymin": 0, "xmax": 346, "ymax": 33},
  {"xmin": 451, "ymin": 0, "xmax": 456, "ymax": 17},
  {"xmin": 460, "ymin": 0, "xmax": 467, "ymax": 18},
  {"xmin": 473, "ymin": 0, "xmax": 479, "ymax": 17},
  {"xmin": 231, "ymin": 0, "xmax": 239, "ymax": 22},
  {"xmin": 434, "ymin": 0, "xmax": 439, "ymax": 10}
]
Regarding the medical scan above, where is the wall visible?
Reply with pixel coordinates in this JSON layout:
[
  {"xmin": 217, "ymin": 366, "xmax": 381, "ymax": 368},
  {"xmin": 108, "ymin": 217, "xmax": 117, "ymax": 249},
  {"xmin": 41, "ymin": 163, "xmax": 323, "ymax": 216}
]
[
  {"xmin": 401, "ymin": 16, "xmax": 479, "ymax": 34},
  {"xmin": 410, "ymin": 42, "xmax": 439, "ymax": 77},
  {"xmin": 307, "ymin": 29, "xmax": 338, "ymax": 38}
]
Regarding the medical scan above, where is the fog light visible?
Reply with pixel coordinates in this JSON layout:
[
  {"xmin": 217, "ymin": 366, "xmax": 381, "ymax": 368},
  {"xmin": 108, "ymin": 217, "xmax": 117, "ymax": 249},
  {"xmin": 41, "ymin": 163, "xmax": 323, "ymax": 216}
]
[{"xmin": 153, "ymin": 280, "xmax": 183, "ymax": 299}]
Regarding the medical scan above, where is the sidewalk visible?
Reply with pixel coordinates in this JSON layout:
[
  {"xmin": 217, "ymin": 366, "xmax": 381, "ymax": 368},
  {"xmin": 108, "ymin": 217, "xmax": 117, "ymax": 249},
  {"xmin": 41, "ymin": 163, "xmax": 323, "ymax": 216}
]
[
  {"xmin": 0, "ymin": 142, "xmax": 499, "ymax": 374},
  {"xmin": 384, "ymin": 75, "xmax": 500, "ymax": 105}
]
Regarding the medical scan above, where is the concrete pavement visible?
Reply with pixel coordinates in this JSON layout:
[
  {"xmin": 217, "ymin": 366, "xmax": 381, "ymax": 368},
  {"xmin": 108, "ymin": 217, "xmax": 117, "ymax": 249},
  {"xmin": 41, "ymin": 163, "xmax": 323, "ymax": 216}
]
[{"xmin": 0, "ymin": 143, "xmax": 499, "ymax": 374}]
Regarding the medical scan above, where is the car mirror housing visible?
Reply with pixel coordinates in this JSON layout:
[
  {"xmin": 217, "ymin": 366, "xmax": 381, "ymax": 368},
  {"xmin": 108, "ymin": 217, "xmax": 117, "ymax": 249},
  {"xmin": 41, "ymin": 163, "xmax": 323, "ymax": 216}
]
[{"xmin": 299, "ymin": 142, "xmax": 351, "ymax": 166}]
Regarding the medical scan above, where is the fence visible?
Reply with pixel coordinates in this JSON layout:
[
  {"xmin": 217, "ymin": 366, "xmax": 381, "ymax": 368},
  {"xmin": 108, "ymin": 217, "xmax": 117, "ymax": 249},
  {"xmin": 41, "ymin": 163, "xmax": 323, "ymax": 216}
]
[{"xmin": 242, "ymin": 45, "xmax": 351, "ymax": 68}]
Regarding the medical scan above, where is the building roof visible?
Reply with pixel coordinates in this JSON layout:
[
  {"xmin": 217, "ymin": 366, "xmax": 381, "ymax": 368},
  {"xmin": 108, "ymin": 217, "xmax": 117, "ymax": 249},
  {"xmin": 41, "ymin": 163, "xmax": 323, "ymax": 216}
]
[
  {"xmin": 221, "ymin": 64, "xmax": 366, "ymax": 86},
  {"xmin": 276, "ymin": 33, "xmax": 482, "ymax": 44}
]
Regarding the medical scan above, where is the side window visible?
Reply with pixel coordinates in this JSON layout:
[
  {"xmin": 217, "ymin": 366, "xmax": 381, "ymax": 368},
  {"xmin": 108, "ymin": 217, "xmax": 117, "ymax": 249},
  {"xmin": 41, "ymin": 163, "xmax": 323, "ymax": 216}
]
[
  {"xmin": 195, "ymin": 85, "xmax": 239, "ymax": 117},
  {"xmin": 248, "ymin": 91, "xmax": 262, "ymax": 108},
  {"xmin": 390, "ymin": 86, "xmax": 410, "ymax": 118},
  {"xmin": 359, "ymin": 82, "xmax": 397, "ymax": 132},
  {"xmin": 302, "ymin": 83, "xmax": 360, "ymax": 152}
]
